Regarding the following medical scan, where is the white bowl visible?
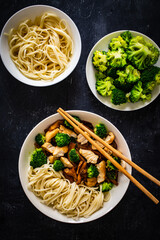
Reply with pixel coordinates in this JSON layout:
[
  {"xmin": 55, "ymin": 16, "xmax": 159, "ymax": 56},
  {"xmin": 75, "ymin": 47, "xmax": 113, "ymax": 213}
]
[
  {"xmin": 18, "ymin": 110, "xmax": 132, "ymax": 223},
  {"xmin": 86, "ymin": 30, "xmax": 160, "ymax": 111},
  {"xmin": 0, "ymin": 5, "xmax": 81, "ymax": 87}
]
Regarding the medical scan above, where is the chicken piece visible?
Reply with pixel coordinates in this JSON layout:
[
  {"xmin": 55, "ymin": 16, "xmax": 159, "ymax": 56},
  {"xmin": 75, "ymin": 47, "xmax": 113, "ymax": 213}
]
[
  {"xmin": 77, "ymin": 132, "xmax": 89, "ymax": 145},
  {"xmin": 45, "ymin": 128, "xmax": 59, "ymax": 142},
  {"xmin": 60, "ymin": 157, "xmax": 73, "ymax": 168},
  {"xmin": 92, "ymin": 140, "xmax": 104, "ymax": 150},
  {"xmin": 52, "ymin": 146, "xmax": 68, "ymax": 158},
  {"xmin": 79, "ymin": 149, "xmax": 99, "ymax": 164},
  {"xmin": 96, "ymin": 160, "xmax": 106, "ymax": 183},
  {"xmin": 59, "ymin": 125, "xmax": 77, "ymax": 138},
  {"xmin": 42, "ymin": 142, "xmax": 55, "ymax": 154},
  {"xmin": 104, "ymin": 132, "xmax": 115, "ymax": 144},
  {"xmin": 85, "ymin": 177, "xmax": 97, "ymax": 187},
  {"xmin": 63, "ymin": 167, "xmax": 77, "ymax": 181},
  {"xmin": 48, "ymin": 120, "xmax": 63, "ymax": 131},
  {"xmin": 48, "ymin": 155, "xmax": 56, "ymax": 164}
]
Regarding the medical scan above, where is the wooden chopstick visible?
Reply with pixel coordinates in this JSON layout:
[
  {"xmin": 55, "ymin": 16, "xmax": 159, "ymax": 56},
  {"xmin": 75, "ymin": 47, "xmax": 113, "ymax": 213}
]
[
  {"xmin": 57, "ymin": 108, "xmax": 159, "ymax": 204},
  {"xmin": 59, "ymin": 107, "xmax": 160, "ymax": 187}
]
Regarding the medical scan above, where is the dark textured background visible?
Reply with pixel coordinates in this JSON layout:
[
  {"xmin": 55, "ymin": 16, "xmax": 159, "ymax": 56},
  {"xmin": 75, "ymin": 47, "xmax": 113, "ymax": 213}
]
[{"xmin": 0, "ymin": 0, "xmax": 160, "ymax": 239}]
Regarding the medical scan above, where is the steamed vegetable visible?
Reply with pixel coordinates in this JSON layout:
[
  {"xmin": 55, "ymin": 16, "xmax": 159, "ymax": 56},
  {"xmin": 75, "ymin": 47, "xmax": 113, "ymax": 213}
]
[
  {"xmin": 55, "ymin": 133, "xmax": 71, "ymax": 147},
  {"xmin": 69, "ymin": 149, "xmax": 80, "ymax": 163},
  {"xmin": 94, "ymin": 123, "xmax": 107, "ymax": 138},
  {"xmin": 30, "ymin": 148, "xmax": 47, "ymax": 169},
  {"xmin": 87, "ymin": 164, "xmax": 99, "ymax": 178},
  {"xmin": 102, "ymin": 182, "xmax": 113, "ymax": 192},
  {"xmin": 53, "ymin": 160, "xmax": 64, "ymax": 171},
  {"xmin": 35, "ymin": 133, "xmax": 46, "ymax": 146}
]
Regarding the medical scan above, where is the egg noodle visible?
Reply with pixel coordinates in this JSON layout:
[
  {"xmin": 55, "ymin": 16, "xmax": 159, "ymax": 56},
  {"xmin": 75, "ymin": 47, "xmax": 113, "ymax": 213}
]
[
  {"xmin": 7, "ymin": 12, "xmax": 73, "ymax": 80},
  {"xmin": 28, "ymin": 164, "xmax": 110, "ymax": 218}
]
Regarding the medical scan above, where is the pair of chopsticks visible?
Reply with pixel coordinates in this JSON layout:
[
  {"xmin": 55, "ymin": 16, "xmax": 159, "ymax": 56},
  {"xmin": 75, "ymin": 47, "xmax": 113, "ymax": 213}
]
[{"xmin": 57, "ymin": 108, "xmax": 160, "ymax": 204}]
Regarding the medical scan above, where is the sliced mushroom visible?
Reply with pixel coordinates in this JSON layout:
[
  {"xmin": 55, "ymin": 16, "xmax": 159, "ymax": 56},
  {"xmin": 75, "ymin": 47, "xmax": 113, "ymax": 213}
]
[
  {"xmin": 42, "ymin": 142, "xmax": 55, "ymax": 154},
  {"xmin": 45, "ymin": 128, "xmax": 59, "ymax": 142},
  {"xmin": 48, "ymin": 155, "xmax": 56, "ymax": 164},
  {"xmin": 79, "ymin": 149, "xmax": 99, "ymax": 164},
  {"xmin": 52, "ymin": 146, "xmax": 68, "ymax": 158},
  {"xmin": 60, "ymin": 157, "xmax": 73, "ymax": 168},
  {"xmin": 63, "ymin": 167, "xmax": 77, "ymax": 181},
  {"xmin": 85, "ymin": 177, "xmax": 97, "ymax": 187},
  {"xmin": 59, "ymin": 125, "xmax": 77, "ymax": 138},
  {"xmin": 96, "ymin": 160, "xmax": 106, "ymax": 183},
  {"xmin": 104, "ymin": 132, "xmax": 115, "ymax": 144}
]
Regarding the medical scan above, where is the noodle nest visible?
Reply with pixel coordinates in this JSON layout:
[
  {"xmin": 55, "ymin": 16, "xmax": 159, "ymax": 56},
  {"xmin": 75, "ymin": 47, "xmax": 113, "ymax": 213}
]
[
  {"xmin": 7, "ymin": 12, "xmax": 73, "ymax": 80},
  {"xmin": 28, "ymin": 164, "xmax": 110, "ymax": 219}
]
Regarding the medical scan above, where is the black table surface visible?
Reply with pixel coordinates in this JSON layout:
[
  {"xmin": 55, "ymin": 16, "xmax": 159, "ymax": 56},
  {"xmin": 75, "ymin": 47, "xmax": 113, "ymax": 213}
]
[{"xmin": 0, "ymin": 0, "xmax": 160, "ymax": 239}]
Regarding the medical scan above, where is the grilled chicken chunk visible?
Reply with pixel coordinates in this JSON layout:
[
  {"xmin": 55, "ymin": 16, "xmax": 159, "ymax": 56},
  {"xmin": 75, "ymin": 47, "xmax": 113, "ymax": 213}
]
[
  {"xmin": 42, "ymin": 142, "xmax": 55, "ymax": 154},
  {"xmin": 48, "ymin": 155, "xmax": 56, "ymax": 164},
  {"xmin": 97, "ymin": 160, "xmax": 106, "ymax": 183},
  {"xmin": 85, "ymin": 177, "xmax": 97, "ymax": 187},
  {"xmin": 59, "ymin": 125, "xmax": 77, "ymax": 138},
  {"xmin": 92, "ymin": 140, "xmax": 104, "ymax": 150},
  {"xmin": 52, "ymin": 146, "xmax": 68, "ymax": 158},
  {"xmin": 77, "ymin": 133, "xmax": 89, "ymax": 145},
  {"xmin": 45, "ymin": 128, "xmax": 59, "ymax": 142},
  {"xmin": 60, "ymin": 157, "xmax": 73, "ymax": 168},
  {"xmin": 48, "ymin": 120, "xmax": 63, "ymax": 131},
  {"xmin": 79, "ymin": 149, "xmax": 99, "ymax": 164}
]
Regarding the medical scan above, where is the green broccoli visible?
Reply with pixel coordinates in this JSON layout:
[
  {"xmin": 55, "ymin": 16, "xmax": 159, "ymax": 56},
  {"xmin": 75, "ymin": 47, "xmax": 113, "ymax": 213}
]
[
  {"xmin": 106, "ymin": 170, "xmax": 117, "ymax": 180},
  {"xmin": 111, "ymin": 88, "xmax": 127, "ymax": 105},
  {"xmin": 55, "ymin": 133, "xmax": 70, "ymax": 147},
  {"xmin": 107, "ymin": 67, "xmax": 118, "ymax": 79},
  {"xmin": 120, "ymin": 31, "xmax": 133, "ymax": 44},
  {"xmin": 102, "ymin": 182, "xmax": 113, "ymax": 192},
  {"xmin": 95, "ymin": 71, "xmax": 107, "ymax": 80},
  {"xmin": 53, "ymin": 160, "xmax": 64, "ymax": 171},
  {"xmin": 87, "ymin": 164, "xmax": 99, "ymax": 178},
  {"xmin": 140, "ymin": 66, "xmax": 160, "ymax": 83},
  {"xmin": 129, "ymin": 81, "xmax": 143, "ymax": 103},
  {"xmin": 107, "ymin": 48, "xmax": 127, "ymax": 68},
  {"xmin": 142, "ymin": 81, "xmax": 156, "ymax": 94},
  {"xmin": 64, "ymin": 115, "xmax": 81, "ymax": 130},
  {"xmin": 30, "ymin": 148, "xmax": 47, "ymax": 169},
  {"xmin": 35, "ymin": 133, "xmax": 45, "ymax": 146},
  {"xmin": 69, "ymin": 149, "xmax": 80, "ymax": 163},
  {"xmin": 125, "ymin": 65, "xmax": 141, "ymax": 84},
  {"xmin": 94, "ymin": 123, "xmax": 107, "ymax": 139},
  {"xmin": 92, "ymin": 50, "xmax": 108, "ymax": 72},
  {"xmin": 106, "ymin": 156, "xmax": 121, "ymax": 171},
  {"xmin": 127, "ymin": 36, "xmax": 159, "ymax": 70},
  {"xmin": 109, "ymin": 35, "xmax": 127, "ymax": 50},
  {"xmin": 96, "ymin": 77, "xmax": 115, "ymax": 97},
  {"xmin": 155, "ymin": 71, "xmax": 160, "ymax": 84}
]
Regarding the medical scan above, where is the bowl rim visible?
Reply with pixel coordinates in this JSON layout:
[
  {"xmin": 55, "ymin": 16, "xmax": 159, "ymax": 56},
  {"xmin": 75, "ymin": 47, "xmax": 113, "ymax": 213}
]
[
  {"xmin": 0, "ymin": 4, "xmax": 82, "ymax": 87},
  {"xmin": 86, "ymin": 30, "xmax": 160, "ymax": 111},
  {"xmin": 18, "ymin": 110, "xmax": 132, "ymax": 223}
]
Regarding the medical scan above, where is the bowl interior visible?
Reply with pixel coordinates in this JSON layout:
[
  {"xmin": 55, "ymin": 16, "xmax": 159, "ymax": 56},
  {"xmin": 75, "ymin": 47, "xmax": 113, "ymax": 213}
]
[
  {"xmin": 0, "ymin": 5, "xmax": 81, "ymax": 87},
  {"xmin": 86, "ymin": 30, "xmax": 160, "ymax": 111},
  {"xmin": 19, "ymin": 110, "xmax": 132, "ymax": 223}
]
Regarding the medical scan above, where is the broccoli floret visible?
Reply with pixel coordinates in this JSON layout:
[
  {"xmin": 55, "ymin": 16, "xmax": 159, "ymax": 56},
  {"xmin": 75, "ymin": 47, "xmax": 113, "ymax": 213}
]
[
  {"xmin": 142, "ymin": 81, "xmax": 156, "ymax": 94},
  {"xmin": 35, "ymin": 133, "xmax": 45, "ymax": 146},
  {"xmin": 92, "ymin": 50, "xmax": 108, "ymax": 72},
  {"xmin": 107, "ymin": 67, "xmax": 118, "ymax": 79},
  {"xmin": 106, "ymin": 170, "xmax": 117, "ymax": 180},
  {"xmin": 109, "ymin": 35, "xmax": 127, "ymax": 50},
  {"xmin": 111, "ymin": 88, "xmax": 127, "ymax": 105},
  {"xmin": 30, "ymin": 148, "xmax": 47, "ymax": 169},
  {"xmin": 53, "ymin": 160, "xmax": 64, "ymax": 171},
  {"xmin": 69, "ymin": 149, "xmax": 80, "ymax": 163},
  {"xmin": 125, "ymin": 65, "xmax": 141, "ymax": 84},
  {"xmin": 64, "ymin": 115, "xmax": 81, "ymax": 130},
  {"xmin": 106, "ymin": 156, "xmax": 121, "ymax": 170},
  {"xmin": 129, "ymin": 81, "xmax": 143, "ymax": 103},
  {"xmin": 140, "ymin": 66, "xmax": 160, "ymax": 83},
  {"xmin": 55, "ymin": 133, "xmax": 70, "ymax": 147},
  {"xmin": 120, "ymin": 31, "xmax": 133, "ymax": 44},
  {"xmin": 96, "ymin": 77, "xmax": 115, "ymax": 97},
  {"xmin": 155, "ymin": 71, "xmax": 160, "ymax": 84},
  {"xmin": 127, "ymin": 36, "xmax": 159, "ymax": 70},
  {"xmin": 94, "ymin": 123, "xmax": 107, "ymax": 139},
  {"xmin": 87, "ymin": 164, "xmax": 99, "ymax": 178},
  {"xmin": 95, "ymin": 71, "xmax": 107, "ymax": 80},
  {"xmin": 107, "ymin": 48, "xmax": 127, "ymax": 68},
  {"xmin": 102, "ymin": 182, "xmax": 113, "ymax": 192}
]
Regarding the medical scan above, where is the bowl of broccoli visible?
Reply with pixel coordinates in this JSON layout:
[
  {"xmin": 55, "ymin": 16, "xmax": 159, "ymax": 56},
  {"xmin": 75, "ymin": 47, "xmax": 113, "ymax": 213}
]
[
  {"xmin": 19, "ymin": 110, "xmax": 131, "ymax": 223},
  {"xmin": 86, "ymin": 30, "xmax": 160, "ymax": 111}
]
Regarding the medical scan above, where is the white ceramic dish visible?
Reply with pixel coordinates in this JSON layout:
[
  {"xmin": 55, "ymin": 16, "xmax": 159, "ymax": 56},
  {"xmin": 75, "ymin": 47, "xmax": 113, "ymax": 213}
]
[
  {"xmin": 86, "ymin": 30, "xmax": 160, "ymax": 111},
  {"xmin": 18, "ymin": 110, "xmax": 132, "ymax": 223},
  {"xmin": 0, "ymin": 5, "xmax": 81, "ymax": 87}
]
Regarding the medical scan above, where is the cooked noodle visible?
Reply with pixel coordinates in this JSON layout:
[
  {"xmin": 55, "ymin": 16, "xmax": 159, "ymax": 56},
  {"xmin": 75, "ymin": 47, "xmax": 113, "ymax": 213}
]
[
  {"xmin": 6, "ymin": 12, "xmax": 73, "ymax": 80},
  {"xmin": 28, "ymin": 164, "xmax": 110, "ymax": 218}
]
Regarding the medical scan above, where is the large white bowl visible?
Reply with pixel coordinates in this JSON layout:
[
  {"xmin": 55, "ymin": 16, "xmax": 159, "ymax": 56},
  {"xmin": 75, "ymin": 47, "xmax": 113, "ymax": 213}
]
[
  {"xmin": 0, "ymin": 5, "xmax": 81, "ymax": 87},
  {"xmin": 18, "ymin": 110, "xmax": 132, "ymax": 223},
  {"xmin": 86, "ymin": 30, "xmax": 160, "ymax": 111}
]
